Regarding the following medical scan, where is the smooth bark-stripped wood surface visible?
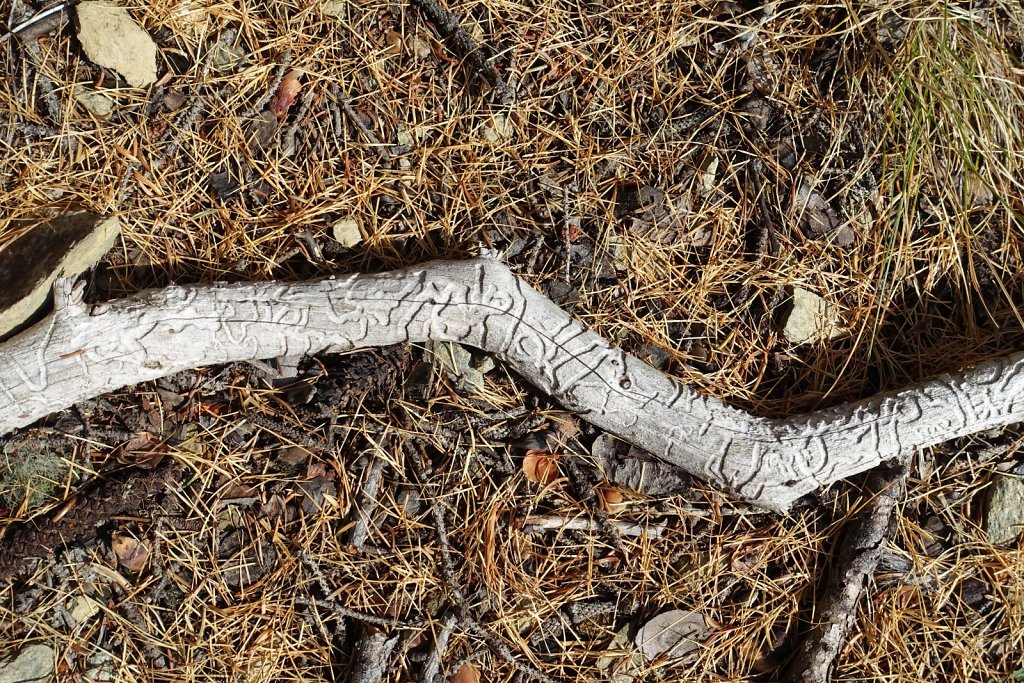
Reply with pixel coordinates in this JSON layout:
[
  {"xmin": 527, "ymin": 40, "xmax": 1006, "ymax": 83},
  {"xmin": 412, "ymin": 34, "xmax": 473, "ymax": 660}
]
[{"xmin": 1, "ymin": 256, "xmax": 1022, "ymax": 512}]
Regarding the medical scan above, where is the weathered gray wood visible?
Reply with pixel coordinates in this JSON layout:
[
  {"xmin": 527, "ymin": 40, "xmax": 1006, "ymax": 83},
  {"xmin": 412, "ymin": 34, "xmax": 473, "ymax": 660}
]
[{"xmin": 1, "ymin": 256, "xmax": 1022, "ymax": 512}]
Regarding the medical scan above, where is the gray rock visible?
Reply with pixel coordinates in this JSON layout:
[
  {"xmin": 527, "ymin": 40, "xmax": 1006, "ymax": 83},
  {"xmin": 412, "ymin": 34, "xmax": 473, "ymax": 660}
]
[
  {"xmin": 0, "ymin": 644, "xmax": 54, "ymax": 683},
  {"xmin": 635, "ymin": 610, "xmax": 710, "ymax": 663},
  {"xmin": 74, "ymin": 86, "xmax": 114, "ymax": 117},
  {"xmin": 984, "ymin": 474, "xmax": 1024, "ymax": 545},
  {"xmin": 0, "ymin": 212, "xmax": 120, "ymax": 341},
  {"xmin": 783, "ymin": 287, "xmax": 844, "ymax": 345},
  {"xmin": 331, "ymin": 217, "xmax": 363, "ymax": 248}
]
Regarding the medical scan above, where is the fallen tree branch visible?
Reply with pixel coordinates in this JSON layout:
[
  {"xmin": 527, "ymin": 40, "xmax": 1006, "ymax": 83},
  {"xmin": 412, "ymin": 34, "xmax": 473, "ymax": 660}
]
[{"xmin": 1, "ymin": 256, "xmax": 1022, "ymax": 512}]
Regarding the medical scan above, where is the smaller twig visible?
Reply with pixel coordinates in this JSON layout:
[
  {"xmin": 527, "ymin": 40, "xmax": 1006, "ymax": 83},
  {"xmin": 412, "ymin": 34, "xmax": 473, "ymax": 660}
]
[
  {"xmin": 328, "ymin": 84, "xmax": 345, "ymax": 139},
  {"xmin": 780, "ymin": 463, "xmax": 909, "ymax": 683},
  {"xmin": 529, "ymin": 601, "xmax": 618, "ymax": 647},
  {"xmin": 0, "ymin": 2, "xmax": 68, "ymax": 45},
  {"xmin": 419, "ymin": 612, "xmax": 458, "ymax": 683},
  {"xmin": 292, "ymin": 595, "xmax": 422, "ymax": 631},
  {"xmin": 281, "ymin": 90, "xmax": 315, "ymax": 157},
  {"xmin": 414, "ymin": 413, "xmax": 516, "ymax": 475},
  {"xmin": 297, "ymin": 550, "xmax": 424, "ymax": 632},
  {"xmin": 241, "ymin": 51, "xmax": 293, "ymax": 120},
  {"xmin": 246, "ymin": 412, "xmax": 330, "ymax": 452},
  {"xmin": 562, "ymin": 186, "xmax": 578, "ymax": 284},
  {"xmin": 348, "ymin": 449, "xmax": 387, "ymax": 548},
  {"xmin": 519, "ymin": 515, "xmax": 666, "ymax": 539},
  {"xmin": 330, "ymin": 86, "xmax": 393, "ymax": 159},
  {"xmin": 350, "ymin": 630, "xmax": 400, "ymax": 683},
  {"xmin": 411, "ymin": 0, "xmax": 511, "ymax": 102},
  {"xmin": 562, "ymin": 456, "xmax": 628, "ymax": 553}
]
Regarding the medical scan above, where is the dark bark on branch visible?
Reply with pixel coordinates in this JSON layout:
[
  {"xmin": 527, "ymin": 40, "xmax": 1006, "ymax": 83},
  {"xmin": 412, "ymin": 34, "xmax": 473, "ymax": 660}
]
[{"xmin": 780, "ymin": 464, "xmax": 908, "ymax": 683}]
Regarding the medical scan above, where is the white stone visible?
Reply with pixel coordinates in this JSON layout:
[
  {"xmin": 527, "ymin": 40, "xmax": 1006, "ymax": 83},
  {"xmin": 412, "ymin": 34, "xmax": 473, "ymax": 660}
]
[
  {"xmin": 985, "ymin": 474, "xmax": 1024, "ymax": 545},
  {"xmin": 74, "ymin": 87, "xmax": 114, "ymax": 117},
  {"xmin": 68, "ymin": 594, "xmax": 102, "ymax": 625},
  {"xmin": 321, "ymin": 0, "xmax": 348, "ymax": 18},
  {"xmin": 331, "ymin": 218, "xmax": 363, "ymax": 248},
  {"xmin": 412, "ymin": 35, "xmax": 432, "ymax": 60},
  {"xmin": 635, "ymin": 610, "xmax": 709, "ymax": 662},
  {"xmin": 477, "ymin": 113, "xmax": 512, "ymax": 143},
  {"xmin": 783, "ymin": 287, "xmax": 844, "ymax": 345}
]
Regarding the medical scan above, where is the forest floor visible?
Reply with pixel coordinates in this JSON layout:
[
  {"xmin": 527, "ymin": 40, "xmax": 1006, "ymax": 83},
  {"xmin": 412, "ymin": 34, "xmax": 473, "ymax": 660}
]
[{"xmin": 1, "ymin": 0, "xmax": 1024, "ymax": 681}]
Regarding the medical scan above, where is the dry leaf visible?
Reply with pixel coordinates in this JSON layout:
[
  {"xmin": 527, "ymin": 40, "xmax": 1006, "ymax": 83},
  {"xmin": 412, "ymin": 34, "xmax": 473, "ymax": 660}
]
[
  {"xmin": 729, "ymin": 542, "xmax": 770, "ymax": 575},
  {"xmin": 555, "ymin": 416, "xmax": 580, "ymax": 441},
  {"xmin": 596, "ymin": 624, "xmax": 642, "ymax": 683},
  {"xmin": 304, "ymin": 460, "xmax": 328, "ymax": 480},
  {"xmin": 385, "ymin": 29, "xmax": 403, "ymax": 56},
  {"xmin": 261, "ymin": 493, "xmax": 287, "ymax": 520},
  {"xmin": 117, "ymin": 431, "xmax": 165, "ymax": 468},
  {"xmin": 110, "ymin": 532, "xmax": 150, "ymax": 573},
  {"xmin": 246, "ymin": 109, "xmax": 279, "ymax": 150},
  {"xmin": 451, "ymin": 663, "xmax": 481, "ymax": 683},
  {"xmin": 790, "ymin": 180, "xmax": 841, "ymax": 240},
  {"xmin": 597, "ymin": 482, "xmax": 626, "ymax": 513},
  {"xmin": 277, "ymin": 445, "xmax": 308, "ymax": 467},
  {"xmin": 270, "ymin": 70, "xmax": 303, "ymax": 117},
  {"xmin": 523, "ymin": 450, "xmax": 560, "ymax": 486}
]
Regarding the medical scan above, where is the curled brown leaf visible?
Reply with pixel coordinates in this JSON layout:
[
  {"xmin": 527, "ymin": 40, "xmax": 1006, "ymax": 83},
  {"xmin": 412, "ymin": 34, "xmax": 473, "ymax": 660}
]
[
  {"xmin": 111, "ymin": 531, "xmax": 150, "ymax": 573},
  {"xmin": 523, "ymin": 449, "xmax": 561, "ymax": 486},
  {"xmin": 270, "ymin": 69, "xmax": 303, "ymax": 116}
]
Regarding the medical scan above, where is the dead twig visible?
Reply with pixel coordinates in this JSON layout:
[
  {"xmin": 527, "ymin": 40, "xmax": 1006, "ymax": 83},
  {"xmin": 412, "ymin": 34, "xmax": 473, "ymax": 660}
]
[
  {"xmin": 519, "ymin": 514, "xmax": 667, "ymax": 539},
  {"xmin": 411, "ymin": 0, "xmax": 511, "ymax": 102},
  {"xmin": 347, "ymin": 446, "xmax": 387, "ymax": 548},
  {"xmin": 350, "ymin": 630, "xmax": 400, "ymax": 683},
  {"xmin": 419, "ymin": 612, "xmax": 458, "ymax": 683},
  {"xmin": 780, "ymin": 463, "xmax": 909, "ymax": 683}
]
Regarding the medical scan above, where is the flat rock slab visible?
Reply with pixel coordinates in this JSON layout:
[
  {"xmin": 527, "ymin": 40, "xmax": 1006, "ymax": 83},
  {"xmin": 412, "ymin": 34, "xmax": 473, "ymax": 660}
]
[
  {"xmin": 0, "ymin": 211, "xmax": 120, "ymax": 341},
  {"xmin": 0, "ymin": 644, "xmax": 54, "ymax": 683},
  {"xmin": 76, "ymin": 1, "xmax": 158, "ymax": 88}
]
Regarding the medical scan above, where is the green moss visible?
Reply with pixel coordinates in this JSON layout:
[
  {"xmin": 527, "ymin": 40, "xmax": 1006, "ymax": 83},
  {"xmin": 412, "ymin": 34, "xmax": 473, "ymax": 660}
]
[{"xmin": 0, "ymin": 438, "xmax": 69, "ymax": 511}]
